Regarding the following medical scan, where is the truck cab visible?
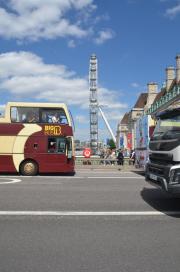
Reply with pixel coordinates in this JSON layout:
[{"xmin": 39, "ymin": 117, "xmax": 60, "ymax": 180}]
[{"xmin": 145, "ymin": 108, "xmax": 180, "ymax": 194}]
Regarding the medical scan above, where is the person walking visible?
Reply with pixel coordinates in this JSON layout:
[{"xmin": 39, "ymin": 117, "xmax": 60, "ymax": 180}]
[
  {"xmin": 130, "ymin": 150, "xmax": 135, "ymax": 165},
  {"xmin": 110, "ymin": 149, "xmax": 116, "ymax": 165},
  {"xmin": 117, "ymin": 149, "xmax": 124, "ymax": 165}
]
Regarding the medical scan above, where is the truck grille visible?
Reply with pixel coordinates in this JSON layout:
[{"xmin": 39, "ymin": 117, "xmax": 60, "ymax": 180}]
[
  {"xmin": 147, "ymin": 163, "xmax": 170, "ymax": 182},
  {"xmin": 149, "ymin": 166, "xmax": 164, "ymax": 176},
  {"xmin": 149, "ymin": 153, "xmax": 173, "ymax": 165}
]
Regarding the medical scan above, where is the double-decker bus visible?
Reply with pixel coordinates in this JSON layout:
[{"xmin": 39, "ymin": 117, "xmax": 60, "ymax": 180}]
[{"xmin": 0, "ymin": 102, "xmax": 75, "ymax": 175}]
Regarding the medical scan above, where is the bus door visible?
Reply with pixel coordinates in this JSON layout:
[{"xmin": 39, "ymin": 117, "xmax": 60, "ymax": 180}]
[
  {"xmin": 46, "ymin": 137, "xmax": 67, "ymax": 171},
  {"xmin": 66, "ymin": 137, "xmax": 73, "ymax": 161}
]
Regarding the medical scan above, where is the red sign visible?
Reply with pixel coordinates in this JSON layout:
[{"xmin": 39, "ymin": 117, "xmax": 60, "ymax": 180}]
[
  {"xmin": 83, "ymin": 148, "xmax": 92, "ymax": 158},
  {"xmin": 149, "ymin": 126, "xmax": 155, "ymax": 138},
  {"xmin": 127, "ymin": 133, "xmax": 132, "ymax": 149}
]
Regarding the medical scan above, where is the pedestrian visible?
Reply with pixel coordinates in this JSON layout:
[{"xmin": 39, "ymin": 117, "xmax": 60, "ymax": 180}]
[
  {"xmin": 99, "ymin": 149, "xmax": 105, "ymax": 165},
  {"xmin": 110, "ymin": 149, "xmax": 116, "ymax": 165},
  {"xmin": 130, "ymin": 150, "xmax": 135, "ymax": 165},
  {"xmin": 104, "ymin": 149, "xmax": 111, "ymax": 165},
  {"xmin": 117, "ymin": 149, "xmax": 124, "ymax": 165}
]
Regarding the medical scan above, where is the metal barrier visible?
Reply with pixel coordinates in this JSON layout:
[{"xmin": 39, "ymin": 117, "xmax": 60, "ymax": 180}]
[{"xmin": 75, "ymin": 157, "xmax": 131, "ymax": 166}]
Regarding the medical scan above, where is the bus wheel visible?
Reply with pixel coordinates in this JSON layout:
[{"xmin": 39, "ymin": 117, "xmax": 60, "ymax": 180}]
[{"xmin": 20, "ymin": 160, "xmax": 38, "ymax": 176}]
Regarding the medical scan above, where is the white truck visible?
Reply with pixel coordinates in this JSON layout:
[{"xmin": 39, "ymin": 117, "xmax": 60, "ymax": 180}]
[{"xmin": 145, "ymin": 108, "xmax": 180, "ymax": 194}]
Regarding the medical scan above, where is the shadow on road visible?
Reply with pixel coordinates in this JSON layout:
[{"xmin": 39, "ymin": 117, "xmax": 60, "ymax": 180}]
[
  {"xmin": 132, "ymin": 170, "xmax": 145, "ymax": 177},
  {"xmin": 141, "ymin": 187, "xmax": 180, "ymax": 217}
]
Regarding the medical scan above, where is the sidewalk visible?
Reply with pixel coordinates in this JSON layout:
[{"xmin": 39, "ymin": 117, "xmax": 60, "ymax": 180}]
[{"xmin": 75, "ymin": 164, "xmax": 144, "ymax": 172}]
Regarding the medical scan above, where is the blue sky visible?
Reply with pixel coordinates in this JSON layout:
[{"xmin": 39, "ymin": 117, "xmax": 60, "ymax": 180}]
[{"xmin": 0, "ymin": 0, "xmax": 180, "ymax": 141}]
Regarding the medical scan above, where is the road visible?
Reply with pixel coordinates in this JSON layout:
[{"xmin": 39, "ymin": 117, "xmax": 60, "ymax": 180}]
[{"xmin": 0, "ymin": 170, "xmax": 180, "ymax": 272}]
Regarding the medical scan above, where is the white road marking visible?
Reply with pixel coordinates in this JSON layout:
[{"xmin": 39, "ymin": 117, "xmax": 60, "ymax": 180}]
[
  {"xmin": 0, "ymin": 178, "xmax": 21, "ymax": 184},
  {"xmin": 76, "ymin": 171, "xmax": 134, "ymax": 174},
  {"xmin": 0, "ymin": 176, "xmax": 144, "ymax": 179},
  {"xmin": 87, "ymin": 177, "xmax": 144, "ymax": 179},
  {"xmin": 0, "ymin": 211, "xmax": 179, "ymax": 216}
]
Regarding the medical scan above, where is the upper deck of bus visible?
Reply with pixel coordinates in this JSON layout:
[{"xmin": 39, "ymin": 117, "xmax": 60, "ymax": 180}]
[{"xmin": 0, "ymin": 102, "xmax": 72, "ymax": 126}]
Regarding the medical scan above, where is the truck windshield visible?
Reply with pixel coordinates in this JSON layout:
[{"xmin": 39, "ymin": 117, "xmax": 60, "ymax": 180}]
[{"xmin": 151, "ymin": 115, "xmax": 180, "ymax": 141}]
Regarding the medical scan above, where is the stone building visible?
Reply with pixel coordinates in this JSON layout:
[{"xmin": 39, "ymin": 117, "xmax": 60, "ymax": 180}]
[
  {"xmin": 117, "ymin": 54, "xmax": 180, "ymax": 152},
  {"xmin": 147, "ymin": 54, "xmax": 180, "ymax": 115},
  {"xmin": 117, "ymin": 83, "xmax": 158, "ymax": 150},
  {"xmin": 116, "ymin": 112, "xmax": 130, "ymax": 149}
]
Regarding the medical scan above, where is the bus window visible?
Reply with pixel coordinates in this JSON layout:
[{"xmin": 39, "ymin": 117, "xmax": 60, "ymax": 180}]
[
  {"xmin": 11, "ymin": 107, "xmax": 39, "ymax": 123},
  {"xmin": 48, "ymin": 137, "xmax": 66, "ymax": 154},
  {"xmin": 48, "ymin": 138, "xmax": 56, "ymax": 153},
  {"xmin": 41, "ymin": 109, "xmax": 68, "ymax": 124},
  {"xmin": 57, "ymin": 138, "xmax": 66, "ymax": 153},
  {"xmin": 11, "ymin": 107, "xmax": 19, "ymax": 122}
]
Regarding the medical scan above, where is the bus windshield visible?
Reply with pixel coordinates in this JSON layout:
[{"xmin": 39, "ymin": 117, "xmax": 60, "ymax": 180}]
[{"xmin": 151, "ymin": 115, "xmax": 180, "ymax": 141}]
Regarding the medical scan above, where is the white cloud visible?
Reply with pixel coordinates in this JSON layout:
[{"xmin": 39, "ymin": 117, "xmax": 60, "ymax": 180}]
[
  {"xmin": 98, "ymin": 88, "xmax": 127, "ymax": 110},
  {"xmin": 0, "ymin": 0, "xmax": 96, "ymax": 41},
  {"xmin": 0, "ymin": 51, "xmax": 128, "ymax": 112},
  {"xmin": 0, "ymin": 51, "xmax": 88, "ymax": 105},
  {"xmin": 99, "ymin": 109, "xmax": 124, "ymax": 122},
  {"xmin": 165, "ymin": 3, "xmax": 180, "ymax": 18},
  {"xmin": 131, "ymin": 82, "xmax": 140, "ymax": 88},
  {"xmin": 94, "ymin": 29, "xmax": 115, "ymax": 45},
  {"xmin": 68, "ymin": 40, "xmax": 76, "ymax": 48},
  {"xmin": 0, "ymin": 0, "xmax": 115, "ymax": 45},
  {"xmin": 94, "ymin": 14, "xmax": 110, "ymax": 24},
  {"xmin": 75, "ymin": 115, "xmax": 88, "ymax": 124},
  {"xmin": 0, "ymin": 51, "xmax": 74, "ymax": 78}
]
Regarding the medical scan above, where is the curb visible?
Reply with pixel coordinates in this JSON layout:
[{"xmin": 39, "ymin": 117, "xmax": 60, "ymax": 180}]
[{"xmin": 75, "ymin": 166, "xmax": 144, "ymax": 172}]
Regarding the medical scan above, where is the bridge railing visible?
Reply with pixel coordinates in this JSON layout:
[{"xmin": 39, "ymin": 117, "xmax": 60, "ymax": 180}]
[{"xmin": 75, "ymin": 157, "xmax": 133, "ymax": 166}]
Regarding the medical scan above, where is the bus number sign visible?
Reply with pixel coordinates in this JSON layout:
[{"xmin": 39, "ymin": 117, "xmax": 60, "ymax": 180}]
[{"xmin": 44, "ymin": 125, "xmax": 62, "ymax": 136}]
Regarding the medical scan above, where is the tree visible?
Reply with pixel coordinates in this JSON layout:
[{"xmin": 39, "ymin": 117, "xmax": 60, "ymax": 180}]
[{"xmin": 108, "ymin": 138, "xmax": 116, "ymax": 149}]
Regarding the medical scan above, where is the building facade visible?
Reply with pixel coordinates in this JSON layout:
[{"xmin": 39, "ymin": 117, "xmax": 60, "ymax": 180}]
[{"xmin": 117, "ymin": 54, "xmax": 180, "ymax": 153}]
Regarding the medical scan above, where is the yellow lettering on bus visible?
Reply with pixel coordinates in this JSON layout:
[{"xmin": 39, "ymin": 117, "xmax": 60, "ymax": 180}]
[{"xmin": 44, "ymin": 125, "xmax": 62, "ymax": 135}]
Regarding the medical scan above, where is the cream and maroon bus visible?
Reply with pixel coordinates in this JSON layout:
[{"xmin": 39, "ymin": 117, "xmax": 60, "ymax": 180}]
[{"xmin": 0, "ymin": 102, "xmax": 75, "ymax": 175}]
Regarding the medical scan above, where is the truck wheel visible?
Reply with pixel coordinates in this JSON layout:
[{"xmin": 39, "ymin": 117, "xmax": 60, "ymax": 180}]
[{"xmin": 20, "ymin": 160, "xmax": 38, "ymax": 176}]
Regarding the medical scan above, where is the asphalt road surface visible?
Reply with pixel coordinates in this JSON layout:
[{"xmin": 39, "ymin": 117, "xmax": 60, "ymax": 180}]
[{"xmin": 0, "ymin": 170, "xmax": 180, "ymax": 272}]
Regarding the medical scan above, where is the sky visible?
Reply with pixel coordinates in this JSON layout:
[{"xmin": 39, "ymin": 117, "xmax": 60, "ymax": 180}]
[{"xmin": 0, "ymin": 0, "xmax": 180, "ymax": 141}]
